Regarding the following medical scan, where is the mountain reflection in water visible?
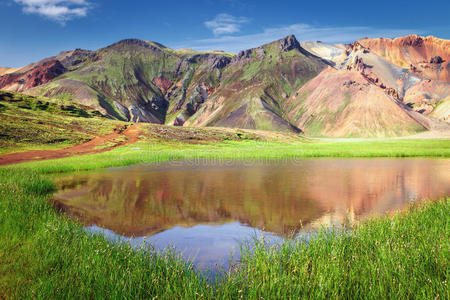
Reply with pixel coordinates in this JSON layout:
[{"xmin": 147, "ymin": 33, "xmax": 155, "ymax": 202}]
[{"xmin": 52, "ymin": 159, "xmax": 450, "ymax": 268}]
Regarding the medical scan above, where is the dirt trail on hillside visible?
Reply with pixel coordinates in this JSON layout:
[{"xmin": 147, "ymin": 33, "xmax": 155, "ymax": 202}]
[{"xmin": 0, "ymin": 124, "xmax": 142, "ymax": 166}]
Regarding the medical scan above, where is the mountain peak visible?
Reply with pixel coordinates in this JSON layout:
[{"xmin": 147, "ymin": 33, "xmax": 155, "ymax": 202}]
[
  {"xmin": 259, "ymin": 34, "xmax": 300, "ymax": 52},
  {"xmin": 105, "ymin": 39, "xmax": 166, "ymax": 53},
  {"xmin": 230, "ymin": 34, "xmax": 306, "ymax": 66},
  {"xmin": 278, "ymin": 34, "xmax": 300, "ymax": 51}
]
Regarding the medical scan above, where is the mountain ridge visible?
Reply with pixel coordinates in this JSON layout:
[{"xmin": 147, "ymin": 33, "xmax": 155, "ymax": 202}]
[{"xmin": 0, "ymin": 34, "xmax": 448, "ymax": 137}]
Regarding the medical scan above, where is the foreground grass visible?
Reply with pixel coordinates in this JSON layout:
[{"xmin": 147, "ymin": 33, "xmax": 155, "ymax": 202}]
[{"xmin": 0, "ymin": 161, "xmax": 448, "ymax": 298}]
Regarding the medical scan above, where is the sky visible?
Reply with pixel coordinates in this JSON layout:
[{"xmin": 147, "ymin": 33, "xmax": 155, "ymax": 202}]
[{"xmin": 1, "ymin": 0, "xmax": 449, "ymax": 67}]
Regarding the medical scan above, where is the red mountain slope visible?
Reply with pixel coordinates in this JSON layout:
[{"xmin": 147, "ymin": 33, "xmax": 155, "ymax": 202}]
[{"xmin": 358, "ymin": 35, "xmax": 450, "ymax": 82}]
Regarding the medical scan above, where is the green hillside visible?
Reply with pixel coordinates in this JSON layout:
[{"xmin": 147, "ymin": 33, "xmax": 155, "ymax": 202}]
[
  {"xmin": 0, "ymin": 90, "xmax": 119, "ymax": 154},
  {"xmin": 26, "ymin": 35, "xmax": 325, "ymax": 133}
]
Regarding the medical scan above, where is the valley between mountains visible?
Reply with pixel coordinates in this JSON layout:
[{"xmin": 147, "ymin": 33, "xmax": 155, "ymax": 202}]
[{"xmin": 1, "ymin": 34, "xmax": 448, "ymax": 138}]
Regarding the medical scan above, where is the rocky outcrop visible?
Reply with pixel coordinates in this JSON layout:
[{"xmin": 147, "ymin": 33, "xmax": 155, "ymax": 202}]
[
  {"xmin": 384, "ymin": 87, "xmax": 400, "ymax": 100},
  {"xmin": 346, "ymin": 41, "xmax": 368, "ymax": 53},
  {"xmin": 278, "ymin": 34, "xmax": 301, "ymax": 52},
  {"xmin": 399, "ymin": 35, "xmax": 424, "ymax": 47},
  {"xmin": 346, "ymin": 56, "xmax": 369, "ymax": 72},
  {"xmin": 207, "ymin": 55, "xmax": 231, "ymax": 69},
  {"xmin": 231, "ymin": 49, "xmax": 253, "ymax": 66},
  {"xmin": 430, "ymin": 56, "xmax": 444, "ymax": 64},
  {"xmin": 57, "ymin": 48, "xmax": 94, "ymax": 68},
  {"xmin": 345, "ymin": 55, "xmax": 393, "ymax": 96},
  {"xmin": 172, "ymin": 84, "xmax": 210, "ymax": 126}
]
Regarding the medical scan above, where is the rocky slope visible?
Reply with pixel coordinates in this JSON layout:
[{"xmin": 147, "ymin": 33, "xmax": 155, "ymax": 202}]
[
  {"xmin": 0, "ymin": 60, "xmax": 67, "ymax": 92},
  {"xmin": 293, "ymin": 36, "xmax": 450, "ymax": 134},
  {"xmin": 29, "ymin": 39, "xmax": 238, "ymax": 124},
  {"xmin": 0, "ymin": 34, "xmax": 448, "ymax": 137},
  {"xmin": 0, "ymin": 49, "xmax": 94, "ymax": 92},
  {"xmin": 358, "ymin": 35, "xmax": 450, "ymax": 83},
  {"xmin": 352, "ymin": 36, "xmax": 450, "ymax": 124},
  {"xmin": 184, "ymin": 35, "xmax": 325, "ymax": 132},
  {"xmin": 285, "ymin": 67, "xmax": 425, "ymax": 137}
]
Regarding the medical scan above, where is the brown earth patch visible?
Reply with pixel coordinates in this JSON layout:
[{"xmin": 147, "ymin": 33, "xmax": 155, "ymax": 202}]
[{"xmin": 0, "ymin": 124, "xmax": 142, "ymax": 166}]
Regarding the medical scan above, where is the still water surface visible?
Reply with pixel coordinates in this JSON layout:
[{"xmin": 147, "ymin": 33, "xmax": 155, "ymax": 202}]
[{"xmin": 53, "ymin": 159, "xmax": 450, "ymax": 269}]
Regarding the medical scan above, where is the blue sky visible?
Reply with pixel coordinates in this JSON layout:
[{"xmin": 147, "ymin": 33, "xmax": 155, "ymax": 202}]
[{"xmin": 1, "ymin": 0, "xmax": 449, "ymax": 67}]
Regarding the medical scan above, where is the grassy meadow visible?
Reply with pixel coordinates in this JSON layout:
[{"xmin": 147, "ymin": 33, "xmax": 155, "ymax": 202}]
[
  {"xmin": 7, "ymin": 136, "xmax": 450, "ymax": 174},
  {"xmin": 0, "ymin": 132, "xmax": 449, "ymax": 298}
]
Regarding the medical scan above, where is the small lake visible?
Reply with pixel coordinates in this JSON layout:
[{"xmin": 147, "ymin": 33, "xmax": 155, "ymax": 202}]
[{"xmin": 52, "ymin": 158, "xmax": 450, "ymax": 269}]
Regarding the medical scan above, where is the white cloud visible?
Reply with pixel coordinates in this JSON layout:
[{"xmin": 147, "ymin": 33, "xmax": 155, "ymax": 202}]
[
  {"xmin": 14, "ymin": 0, "xmax": 90, "ymax": 23},
  {"xmin": 204, "ymin": 13, "xmax": 249, "ymax": 36},
  {"xmin": 179, "ymin": 23, "xmax": 421, "ymax": 53}
]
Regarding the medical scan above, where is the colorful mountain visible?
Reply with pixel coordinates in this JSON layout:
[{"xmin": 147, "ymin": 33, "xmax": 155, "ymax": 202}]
[
  {"xmin": 358, "ymin": 35, "xmax": 450, "ymax": 83},
  {"xmin": 0, "ymin": 34, "xmax": 448, "ymax": 137}
]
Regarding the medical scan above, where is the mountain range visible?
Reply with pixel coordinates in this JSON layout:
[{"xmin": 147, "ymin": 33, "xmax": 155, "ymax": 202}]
[{"xmin": 1, "ymin": 34, "xmax": 449, "ymax": 137}]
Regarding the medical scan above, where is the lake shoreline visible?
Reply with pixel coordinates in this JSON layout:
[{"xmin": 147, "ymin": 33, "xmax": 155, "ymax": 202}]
[{"xmin": 3, "ymin": 138, "xmax": 450, "ymax": 175}]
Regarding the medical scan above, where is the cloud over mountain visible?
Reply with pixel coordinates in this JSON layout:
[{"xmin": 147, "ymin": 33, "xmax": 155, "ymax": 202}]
[
  {"xmin": 182, "ymin": 23, "xmax": 419, "ymax": 53},
  {"xmin": 14, "ymin": 0, "xmax": 90, "ymax": 23},
  {"xmin": 204, "ymin": 13, "xmax": 250, "ymax": 36}
]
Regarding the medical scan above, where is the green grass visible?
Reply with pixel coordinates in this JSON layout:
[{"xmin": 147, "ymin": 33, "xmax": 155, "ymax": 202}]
[
  {"xmin": 240, "ymin": 60, "xmax": 263, "ymax": 81},
  {"xmin": 0, "ymin": 165, "xmax": 448, "ymax": 298},
  {"xmin": 231, "ymin": 198, "xmax": 449, "ymax": 299},
  {"xmin": 0, "ymin": 90, "xmax": 102, "ymax": 118},
  {"xmin": 0, "ymin": 90, "xmax": 122, "ymax": 154},
  {"xmin": 4, "ymin": 138, "xmax": 449, "ymax": 174},
  {"xmin": 1, "ymin": 128, "xmax": 449, "ymax": 298},
  {"xmin": 0, "ymin": 169, "xmax": 205, "ymax": 298}
]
